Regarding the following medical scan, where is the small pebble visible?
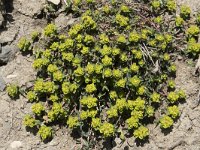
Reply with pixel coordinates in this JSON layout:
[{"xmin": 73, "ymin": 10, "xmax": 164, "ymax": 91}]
[{"xmin": 10, "ymin": 141, "xmax": 23, "ymax": 149}]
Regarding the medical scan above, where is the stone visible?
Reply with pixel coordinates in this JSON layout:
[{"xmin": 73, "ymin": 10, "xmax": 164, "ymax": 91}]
[
  {"xmin": 17, "ymin": 0, "xmax": 45, "ymax": 17},
  {"xmin": 47, "ymin": 0, "xmax": 60, "ymax": 5},
  {"xmin": 0, "ymin": 12, "xmax": 3, "ymax": 27},
  {"xmin": 0, "ymin": 0, "xmax": 5, "ymax": 28},
  {"xmin": 0, "ymin": 45, "xmax": 17, "ymax": 65},
  {"xmin": 179, "ymin": 117, "xmax": 192, "ymax": 131},
  {"xmin": 114, "ymin": 137, "xmax": 122, "ymax": 145},
  {"xmin": 195, "ymin": 55, "xmax": 200, "ymax": 74},
  {"xmin": 49, "ymin": 139, "xmax": 59, "ymax": 146},
  {"xmin": 0, "ymin": 26, "xmax": 18, "ymax": 44},
  {"xmin": 55, "ymin": 13, "xmax": 70, "ymax": 29},
  {"xmin": 6, "ymin": 74, "xmax": 18, "ymax": 79},
  {"xmin": 55, "ymin": 13, "xmax": 78, "ymax": 30},
  {"xmin": 177, "ymin": 55, "xmax": 183, "ymax": 61},
  {"xmin": 0, "ymin": 75, "xmax": 6, "ymax": 91},
  {"xmin": 10, "ymin": 141, "xmax": 23, "ymax": 149}
]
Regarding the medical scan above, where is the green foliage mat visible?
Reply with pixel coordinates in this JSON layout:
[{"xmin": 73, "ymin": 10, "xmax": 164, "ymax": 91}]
[{"xmin": 14, "ymin": 0, "xmax": 200, "ymax": 148}]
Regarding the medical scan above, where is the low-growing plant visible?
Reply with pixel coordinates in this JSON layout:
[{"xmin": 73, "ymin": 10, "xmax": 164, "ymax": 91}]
[
  {"xmin": 38, "ymin": 125, "xmax": 53, "ymax": 141},
  {"xmin": 160, "ymin": 115, "xmax": 174, "ymax": 129},
  {"xmin": 180, "ymin": 5, "xmax": 191, "ymax": 19},
  {"xmin": 133, "ymin": 126, "xmax": 149, "ymax": 140},
  {"xmin": 18, "ymin": 37, "xmax": 31, "ymax": 52},
  {"xmin": 15, "ymin": 0, "xmax": 200, "ymax": 147},
  {"xmin": 23, "ymin": 115, "xmax": 39, "ymax": 128},
  {"xmin": 167, "ymin": 105, "xmax": 180, "ymax": 119},
  {"xmin": 6, "ymin": 84, "xmax": 19, "ymax": 99}
]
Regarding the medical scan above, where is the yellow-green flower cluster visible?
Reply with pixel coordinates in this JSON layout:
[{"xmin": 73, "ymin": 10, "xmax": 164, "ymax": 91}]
[
  {"xmin": 18, "ymin": 37, "xmax": 31, "ymax": 52},
  {"xmin": 169, "ymin": 64, "xmax": 176, "ymax": 73},
  {"xmin": 27, "ymin": 91, "xmax": 37, "ymax": 102},
  {"xmin": 137, "ymin": 85, "xmax": 146, "ymax": 95},
  {"xmin": 67, "ymin": 116, "xmax": 79, "ymax": 129},
  {"xmin": 102, "ymin": 5, "xmax": 110, "ymax": 14},
  {"xmin": 166, "ymin": 0, "xmax": 176, "ymax": 12},
  {"xmin": 48, "ymin": 103, "xmax": 66, "ymax": 122},
  {"xmin": 133, "ymin": 126, "xmax": 149, "ymax": 140},
  {"xmin": 163, "ymin": 53, "xmax": 170, "ymax": 61},
  {"xmin": 116, "ymin": 78, "xmax": 126, "ymax": 88},
  {"xmin": 168, "ymin": 80, "xmax": 175, "ymax": 89},
  {"xmin": 117, "ymin": 35, "xmax": 126, "ymax": 44},
  {"xmin": 84, "ymin": 34, "xmax": 95, "ymax": 45},
  {"xmin": 131, "ymin": 110, "xmax": 143, "ymax": 119},
  {"xmin": 120, "ymin": 4, "xmax": 130, "ymax": 13},
  {"xmin": 128, "ymin": 97, "xmax": 145, "ymax": 111},
  {"xmin": 47, "ymin": 64, "xmax": 58, "ymax": 73},
  {"xmin": 167, "ymin": 105, "xmax": 180, "ymax": 119},
  {"xmin": 86, "ymin": 0, "xmax": 95, "ymax": 4},
  {"xmin": 6, "ymin": 84, "xmax": 19, "ymax": 99},
  {"xmin": 116, "ymin": 98, "xmax": 127, "ymax": 113},
  {"xmin": 33, "ymin": 58, "xmax": 49, "ymax": 69},
  {"xmin": 146, "ymin": 106, "xmax": 154, "ymax": 117},
  {"xmin": 180, "ymin": 5, "xmax": 191, "ymax": 19},
  {"xmin": 187, "ymin": 41, "xmax": 200, "ymax": 54},
  {"xmin": 130, "ymin": 76, "xmax": 141, "ymax": 87},
  {"xmin": 23, "ymin": 115, "xmax": 37, "ymax": 128},
  {"xmin": 126, "ymin": 116, "xmax": 139, "ymax": 129},
  {"xmin": 150, "ymin": 92, "xmax": 160, "ymax": 103},
  {"xmin": 151, "ymin": 0, "xmax": 161, "ymax": 9},
  {"xmin": 43, "ymin": 49, "xmax": 51, "ymax": 58},
  {"xmin": 167, "ymin": 91, "xmax": 179, "ymax": 103},
  {"xmin": 130, "ymin": 63, "xmax": 139, "ymax": 73},
  {"xmin": 38, "ymin": 125, "xmax": 53, "ymax": 141},
  {"xmin": 60, "ymin": 39, "xmax": 74, "ymax": 51},
  {"xmin": 81, "ymin": 15, "xmax": 97, "ymax": 30},
  {"xmin": 68, "ymin": 23, "xmax": 83, "ymax": 37},
  {"xmin": 85, "ymin": 83, "xmax": 97, "ymax": 93},
  {"xmin": 99, "ymin": 122, "xmax": 115, "ymax": 137},
  {"xmin": 32, "ymin": 103, "xmax": 45, "ymax": 116},
  {"xmin": 100, "ymin": 45, "xmax": 112, "ymax": 56},
  {"xmin": 154, "ymin": 16, "xmax": 163, "ymax": 24},
  {"xmin": 74, "ymin": 67, "xmax": 84, "ymax": 76},
  {"xmin": 62, "ymin": 82, "xmax": 78, "ymax": 95},
  {"xmin": 53, "ymin": 71, "xmax": 64, "ymax": 82},
  {"xmin": 120, "ymin": 53, "xmax": 128, "ymax": 62},
  {"xmin": 80, "ymin": 96, "xmax": 97, "ymax": 108},
  {"xmin": 129, "ymin": 31, "xmax": 140, "ymax": 43},
  {"xmin": 113, "ymin": 69, "xmax": 123, "ymax": 79},
  {"xmin": 106, "ymin": 106, "xmax": 118, "ymax": 118},
  {"xmin": 44, "ymin": 24, "xmax": 57, "ymax": 37},
  {"xmin": 186, "ymin": 25, "xmax": 200, "ymax": 37},
  {"xmin": 175, "ymin": 16, "xmax": 184, "ymax": 27},
  {"xmin": 81, "ymin": 46, "xmax": 89, "ymax": 54},
  {"xmin": 85, "ymin": 63, "xmax": 95, "ymax": 74},
  {"xmin": 49, "ymin": 94, "xmax": 59, "ymax": 102},
  {"xmin": 160, "ymin": 115, "xmax": 174, "ymax": 129},
  {"xmin": 115, "ymin": 14, "xmax": 129, "ymax": 27},
  {"xmin": 34, "ymin": 79, "xmax": 56, "ymax": 93},
  {"xmin": 112, "ymin": 48, "xmax": 120, "ymax": 56},
  {"xmin": 102, "ymin": 55, "xmax": 112, "ymax": 66},
  {"xmin": 91, "ymin": 118, "xmax": 101, "ymax": 130},
  {"xmin": 99, "ymin": 34, "xmax": 109, "ymax": 45},
  {"xmin": 109, "ymin": 91, "xmax": 118, "ymax": 100},
  {"xmin": 80, "ymin": 110, "xmax": 97, "ymax": 120},
  {"xmin": 50, "ymin": 42, "xmax": 59, "ymax": 51}
]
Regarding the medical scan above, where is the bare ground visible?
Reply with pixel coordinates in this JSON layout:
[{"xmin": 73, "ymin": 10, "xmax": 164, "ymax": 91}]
[{"xmin": 0, "ymin": 0, "xmax": 200, "ymax": 150}]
